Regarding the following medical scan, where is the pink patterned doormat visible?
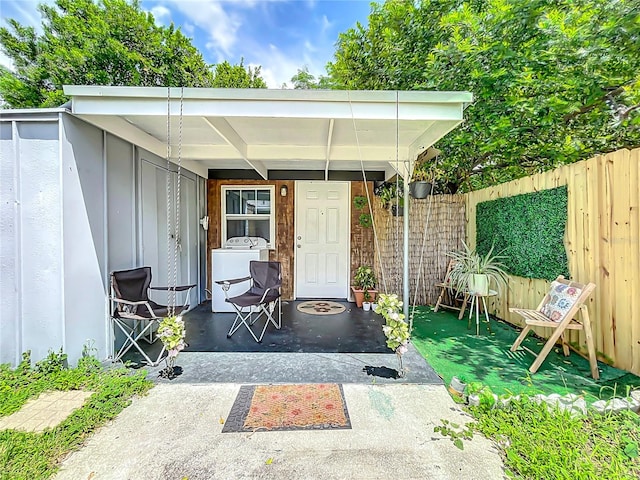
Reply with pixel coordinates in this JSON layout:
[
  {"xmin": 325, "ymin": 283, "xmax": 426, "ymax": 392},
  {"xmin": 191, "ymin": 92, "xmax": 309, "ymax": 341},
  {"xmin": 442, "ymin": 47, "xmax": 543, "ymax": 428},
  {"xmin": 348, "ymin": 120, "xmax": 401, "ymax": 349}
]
[{"xmin": 222, "ymin": 384, "xmax": 351, "ymax": 432}]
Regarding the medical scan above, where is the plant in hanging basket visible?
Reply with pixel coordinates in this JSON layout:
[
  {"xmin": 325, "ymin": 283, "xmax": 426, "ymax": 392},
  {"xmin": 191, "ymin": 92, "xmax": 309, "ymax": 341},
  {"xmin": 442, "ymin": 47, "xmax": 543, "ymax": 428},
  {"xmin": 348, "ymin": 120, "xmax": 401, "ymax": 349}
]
[
  {"xmin": 157, "ymin": 315, "xmax": 186, "ymax": 379},
  {"xmin": 375, "ymin": 181, "xmax": 403, "ymax": 210},
  {"xmin": 375, "ymin": 293, "xmax": 410, "ymax": 377},
  {"xmin": 409, "ymin": 162, "xmax": 435, "ymax": 199}
]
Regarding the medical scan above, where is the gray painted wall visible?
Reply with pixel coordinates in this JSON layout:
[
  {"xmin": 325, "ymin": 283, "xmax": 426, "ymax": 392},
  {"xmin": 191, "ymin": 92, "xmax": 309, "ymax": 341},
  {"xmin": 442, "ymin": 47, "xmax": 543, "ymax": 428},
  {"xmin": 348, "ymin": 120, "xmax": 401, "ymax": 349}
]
[
  {"xmin": 0, "ymin": 112, "xmax": 205, "ymax": 367},
  {"xmin": 61, "ymin": 115, "xmax": 108, "ymax": 361},
  {"xmin": 1, "ymin": 120, "xmax": 64, "ymax": 365}
]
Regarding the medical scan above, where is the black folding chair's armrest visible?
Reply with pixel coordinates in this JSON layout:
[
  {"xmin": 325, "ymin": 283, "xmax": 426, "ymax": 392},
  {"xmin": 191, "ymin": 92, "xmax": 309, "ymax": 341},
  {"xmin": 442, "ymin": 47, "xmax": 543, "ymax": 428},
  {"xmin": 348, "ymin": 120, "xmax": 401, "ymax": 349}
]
[
  {"xmin": 259, "ymin": 285, "xmax": 281, "ymax": 303},
  {"xmin": 111, "ymin": 298, "xmax": 148, "ymax": 306},
  {"xmin": 215, "ymin": 276, "xmax": 251, "ymax": 286},
  {"xmin": 111, "ymin": 298, "xmax": 156, "ymax": 318},
  {"xmin": 150, "ymin": 284, "xmax": 196, "ymax": 292}
]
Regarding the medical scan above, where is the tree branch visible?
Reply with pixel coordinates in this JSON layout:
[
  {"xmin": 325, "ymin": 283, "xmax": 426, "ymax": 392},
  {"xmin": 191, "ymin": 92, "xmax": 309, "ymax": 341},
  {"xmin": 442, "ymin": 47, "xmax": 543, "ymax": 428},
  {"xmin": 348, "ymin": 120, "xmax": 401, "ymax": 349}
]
[{"xmin": 562, "ymin": 85, "xmax": 627, "ymax": 122}]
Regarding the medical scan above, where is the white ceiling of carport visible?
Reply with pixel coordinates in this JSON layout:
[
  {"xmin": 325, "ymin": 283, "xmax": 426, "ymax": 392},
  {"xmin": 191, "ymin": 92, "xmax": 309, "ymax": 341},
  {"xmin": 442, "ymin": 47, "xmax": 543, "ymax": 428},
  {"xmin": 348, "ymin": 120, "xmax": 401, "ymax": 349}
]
[{"xmin": 64, "ymin": 86, "xmax": 472, "ymax": 179}]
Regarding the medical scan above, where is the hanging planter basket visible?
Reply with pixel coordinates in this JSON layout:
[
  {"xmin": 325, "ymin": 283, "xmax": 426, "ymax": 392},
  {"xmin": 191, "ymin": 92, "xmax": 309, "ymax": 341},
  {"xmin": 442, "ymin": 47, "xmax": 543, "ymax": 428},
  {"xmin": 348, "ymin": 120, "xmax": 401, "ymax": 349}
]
[
  {"xmin": 391, "ymin": 204, "xmax": 404, "ymax": 216},
  {"xmin": 409, "ymin": 181, "xmax": 433, "ymax": 199}
]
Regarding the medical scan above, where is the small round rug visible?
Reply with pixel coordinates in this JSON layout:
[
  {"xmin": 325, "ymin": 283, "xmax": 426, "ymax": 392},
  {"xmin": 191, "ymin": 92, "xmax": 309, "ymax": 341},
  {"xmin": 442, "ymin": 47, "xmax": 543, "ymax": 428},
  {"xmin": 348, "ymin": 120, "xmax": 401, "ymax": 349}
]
[{"xmin": 296, "ymin": 301, "xmax": 346, "ymax": 315}]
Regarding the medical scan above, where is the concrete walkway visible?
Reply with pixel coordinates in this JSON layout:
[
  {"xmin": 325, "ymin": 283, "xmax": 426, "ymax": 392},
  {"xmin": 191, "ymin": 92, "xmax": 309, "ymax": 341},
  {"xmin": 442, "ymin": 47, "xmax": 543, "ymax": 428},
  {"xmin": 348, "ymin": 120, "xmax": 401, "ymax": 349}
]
[{"xmin": 54, "ymin": 383, "xmax": 505, "ymax": 479}]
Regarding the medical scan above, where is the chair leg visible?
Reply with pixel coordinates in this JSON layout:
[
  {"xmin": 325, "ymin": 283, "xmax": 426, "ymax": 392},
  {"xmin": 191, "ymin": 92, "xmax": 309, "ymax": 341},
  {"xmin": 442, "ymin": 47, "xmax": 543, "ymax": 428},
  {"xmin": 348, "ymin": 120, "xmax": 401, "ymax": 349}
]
[
  {"xmin": 458, "ymin": 293, "xmax": 469, "ymax": 320},
  {"xmin": 112, "ymin": 318, "xmax": 165, "ymax": 366},
  {"xmin": 227, "ymin": 306, "xmax": 262, "ymax": 343},
  {"xmin": 529, "ymin": 326, "xmax": 567, "ymax": 374},
  {"xmin": 581, "ymin": 306, "xmax": 600, "ymax": 380},
  {"xmin": 560, "ymin": 333, "xmax": 570, "ymax": 356},
  {"xmin": 434, "ymin": 287, "xmax": 445, "ymax": 312},
  {"xmin": 510, "ymin": 324, "xmax": 532, "ymax": 352}
]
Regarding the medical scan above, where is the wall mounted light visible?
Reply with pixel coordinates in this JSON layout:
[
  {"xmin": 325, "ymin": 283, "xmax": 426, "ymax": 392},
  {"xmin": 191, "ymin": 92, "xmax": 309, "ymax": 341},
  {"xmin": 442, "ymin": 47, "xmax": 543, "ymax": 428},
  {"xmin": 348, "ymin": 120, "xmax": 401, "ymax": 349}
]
[{"xmin": 280, "ymin": 185, "xmax": 288, "ymax": 197}]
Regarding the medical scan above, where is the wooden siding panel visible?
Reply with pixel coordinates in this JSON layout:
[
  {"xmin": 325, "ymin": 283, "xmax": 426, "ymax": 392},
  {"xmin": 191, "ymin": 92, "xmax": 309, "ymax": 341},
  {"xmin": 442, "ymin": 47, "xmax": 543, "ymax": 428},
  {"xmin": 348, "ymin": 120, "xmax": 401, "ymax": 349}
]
[
  {"xmin": 350, "ymin": 182, "xmax": 376, "ymax": 287},
  {"xmin": 206, "ymin": 179, "xmax": 295, "ymax": 300}
]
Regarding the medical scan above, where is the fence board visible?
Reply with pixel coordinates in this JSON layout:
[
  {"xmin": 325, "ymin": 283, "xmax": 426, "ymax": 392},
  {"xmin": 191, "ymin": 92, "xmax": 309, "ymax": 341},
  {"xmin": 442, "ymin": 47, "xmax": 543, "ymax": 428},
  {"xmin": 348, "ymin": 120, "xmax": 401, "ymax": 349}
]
[
  {"xmin": 632, "ymin": 148, "xmax": 640, "ymax": 374},
  {"xmin": 465, "ymin": 147, "xmax": 640, "ymax": 375}
]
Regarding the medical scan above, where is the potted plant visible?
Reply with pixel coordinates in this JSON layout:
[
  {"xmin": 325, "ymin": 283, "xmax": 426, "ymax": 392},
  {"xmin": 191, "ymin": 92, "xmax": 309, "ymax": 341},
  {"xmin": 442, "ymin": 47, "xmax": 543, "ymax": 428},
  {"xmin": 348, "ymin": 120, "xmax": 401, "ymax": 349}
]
[
  {"xmin": 391, "ymin": 195, "xmax": 404, "ymax": 217},
  {"xmin": 375, "ymin": 181, "xmax": 403, "ymax": 213},
  {"xmin": 363, "ymin": 290, "xmax": 372, "ymax": 311},
  {"xmin": 351, "ymin": 265, "xmax": 377, "ymax": 308},
  {"xmin": 409, "ymin": 162, "xmax": 435, "ymax": 199},
  {"xmin": 448, "ymin": 375, "xmax": 467, "ymax": 397},
  {"xmin": 157, "ymin": 315, "xmax": 186, "ymax": 379},
  {"xmin": 374, "ymin": 293, "xmax": 410, "ymax": 377},
  {"xmin": 445, "ymin": 242, "xmax": 509, "ymax": 296}
]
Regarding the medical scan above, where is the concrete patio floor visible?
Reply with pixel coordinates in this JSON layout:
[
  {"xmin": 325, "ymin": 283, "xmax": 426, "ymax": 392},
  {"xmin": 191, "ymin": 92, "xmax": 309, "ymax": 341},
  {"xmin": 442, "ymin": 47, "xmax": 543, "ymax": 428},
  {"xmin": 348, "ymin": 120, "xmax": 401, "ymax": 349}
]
[{"xmin": 54, "ymin": 383, "xmax": 506, "ymax": 480}]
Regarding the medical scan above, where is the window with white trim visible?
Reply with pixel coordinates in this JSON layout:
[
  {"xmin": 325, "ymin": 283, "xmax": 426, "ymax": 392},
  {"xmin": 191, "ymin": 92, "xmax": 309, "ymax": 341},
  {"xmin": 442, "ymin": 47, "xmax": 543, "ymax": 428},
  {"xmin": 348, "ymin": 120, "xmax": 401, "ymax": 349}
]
[{"xmin": 221, "ymin": 186, "xmax": 275, "ymax": 248}]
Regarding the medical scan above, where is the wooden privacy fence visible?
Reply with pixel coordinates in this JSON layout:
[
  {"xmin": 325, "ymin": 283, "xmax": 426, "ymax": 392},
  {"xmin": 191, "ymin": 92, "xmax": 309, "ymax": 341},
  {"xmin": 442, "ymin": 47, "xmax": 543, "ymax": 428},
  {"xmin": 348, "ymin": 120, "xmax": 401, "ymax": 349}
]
[
  {"xmin": 465, "ymin": 147, "xmax": 640, "ymax": 375},
  {"xmin": 373, "ymin": 194, "xmax": 466, "ymax": 305}
]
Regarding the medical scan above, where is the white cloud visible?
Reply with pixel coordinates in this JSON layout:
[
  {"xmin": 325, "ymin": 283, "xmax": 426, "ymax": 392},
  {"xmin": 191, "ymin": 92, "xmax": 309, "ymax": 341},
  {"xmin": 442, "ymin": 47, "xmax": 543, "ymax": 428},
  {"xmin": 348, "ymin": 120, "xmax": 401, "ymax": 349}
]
[
  {"xmin": 183, "ymin": 22, "xmax": 195, "ymax": 37},
  {"xmin": 320, "ymin": 14, "xmax": 333, "ymax": 35},
  {"xmin": 164, "ymin": 0, "xmax": 245, "ymax": 58},
  {"xmin": 4, "ymin": 0, "xmax": 46, "ymax": 31},
  {"xmin": 255, "ymin": 43, "xmax": 325, "ymax": 89},
  {"xmin": 150, "ymin": 5, "xmax": 172, "ymax": 23},
  {"xmin": 0, "ymin": 51, "xmax": 14, "ymax": 72}
]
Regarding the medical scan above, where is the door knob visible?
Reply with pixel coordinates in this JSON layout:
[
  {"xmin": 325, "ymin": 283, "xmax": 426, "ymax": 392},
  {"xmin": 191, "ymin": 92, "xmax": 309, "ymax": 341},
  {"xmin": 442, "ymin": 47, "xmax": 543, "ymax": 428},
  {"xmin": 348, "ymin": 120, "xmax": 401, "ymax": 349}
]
[{"xmin": 297, "ymin": 244, "xmax": 301, "ymax": 248}]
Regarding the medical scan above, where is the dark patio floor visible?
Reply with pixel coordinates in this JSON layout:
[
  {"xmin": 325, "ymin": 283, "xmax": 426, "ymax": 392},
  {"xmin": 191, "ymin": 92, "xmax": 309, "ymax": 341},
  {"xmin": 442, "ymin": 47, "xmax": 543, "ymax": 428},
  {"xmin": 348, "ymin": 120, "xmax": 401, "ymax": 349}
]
[
  {"xmin": 184, "ymin": 300, "xmax": 389, "ymax": 353},
  {"xmin": 122, "ymin": 300, "xmax": 443, "ymax": 385}
]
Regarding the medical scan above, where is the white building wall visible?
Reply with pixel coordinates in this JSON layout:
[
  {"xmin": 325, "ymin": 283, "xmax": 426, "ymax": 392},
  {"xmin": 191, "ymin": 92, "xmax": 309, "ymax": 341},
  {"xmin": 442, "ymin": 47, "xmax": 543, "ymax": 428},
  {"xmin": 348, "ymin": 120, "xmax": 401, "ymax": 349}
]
[
  {"xmin": 60, "ymin": 115, "xmax": 109, "ymax": 362},
  {"xmin": 0, "ymin": 122, "xmax": 19, "ymax": 364},
  {"xmin": 0, "ymin": 120, "xmax": 64, "ymax": 365},
  {"xmin": 0, "ymin": 112, "xmax": 205, "ymax": 367}
]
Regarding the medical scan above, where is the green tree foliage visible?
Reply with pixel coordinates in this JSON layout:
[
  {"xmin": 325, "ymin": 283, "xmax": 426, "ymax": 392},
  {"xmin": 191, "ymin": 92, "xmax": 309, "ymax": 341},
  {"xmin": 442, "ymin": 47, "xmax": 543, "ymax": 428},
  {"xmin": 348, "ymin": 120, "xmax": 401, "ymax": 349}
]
[
  {"xmin": 290, "ymin": 66, "xmax": 333, "ymax": 89},
  {"xmin": 327, "ymin": 0, "xmax": 640, "ymax": 192},
  {"xmin": 0, "ymin": 0, "xmax": 266, "ymax": 108},
  {"xmin": 211, "ymin": 60, "xmax": 267, "ymax": 88}
]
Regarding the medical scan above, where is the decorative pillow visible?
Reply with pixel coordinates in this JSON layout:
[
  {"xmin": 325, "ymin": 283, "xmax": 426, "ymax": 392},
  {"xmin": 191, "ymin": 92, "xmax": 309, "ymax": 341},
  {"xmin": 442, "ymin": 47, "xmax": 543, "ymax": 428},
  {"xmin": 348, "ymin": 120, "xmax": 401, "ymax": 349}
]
[{"xmin": 540, "ymin": 281, "xmax": 582, "ymax": 322}]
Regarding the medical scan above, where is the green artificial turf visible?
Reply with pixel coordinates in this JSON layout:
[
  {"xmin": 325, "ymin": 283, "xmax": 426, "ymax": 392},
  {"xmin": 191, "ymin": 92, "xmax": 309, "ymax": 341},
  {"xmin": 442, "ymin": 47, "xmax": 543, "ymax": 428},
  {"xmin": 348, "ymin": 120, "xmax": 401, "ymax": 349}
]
[{"xmin": 411, "ymin": 307, "xmax": 640, "ymax": 400}]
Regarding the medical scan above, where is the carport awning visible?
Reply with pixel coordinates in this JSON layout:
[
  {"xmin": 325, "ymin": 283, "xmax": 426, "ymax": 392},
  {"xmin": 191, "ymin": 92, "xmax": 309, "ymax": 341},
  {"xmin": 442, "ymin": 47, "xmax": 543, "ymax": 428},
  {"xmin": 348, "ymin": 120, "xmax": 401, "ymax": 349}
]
[{"xmin": 63, "ymin": 86, "xmax": 473, "ymax": 179}]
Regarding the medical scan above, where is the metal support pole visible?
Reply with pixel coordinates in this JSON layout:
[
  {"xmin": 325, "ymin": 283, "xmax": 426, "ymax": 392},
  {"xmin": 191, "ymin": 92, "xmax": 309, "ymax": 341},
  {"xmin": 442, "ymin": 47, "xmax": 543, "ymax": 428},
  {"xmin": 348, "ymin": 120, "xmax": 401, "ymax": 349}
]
[{"xmin": 403, "ymin": 173, "xmax": 410, "ymax": 320}]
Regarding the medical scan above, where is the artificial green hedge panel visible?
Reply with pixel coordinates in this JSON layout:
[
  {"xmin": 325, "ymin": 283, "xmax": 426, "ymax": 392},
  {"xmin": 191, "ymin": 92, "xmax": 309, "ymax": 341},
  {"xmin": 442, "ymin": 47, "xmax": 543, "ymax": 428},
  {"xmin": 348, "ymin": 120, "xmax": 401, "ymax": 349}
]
[{"xmin": 476, "ymin": 186, "xmax": 569, "ymax": 280}]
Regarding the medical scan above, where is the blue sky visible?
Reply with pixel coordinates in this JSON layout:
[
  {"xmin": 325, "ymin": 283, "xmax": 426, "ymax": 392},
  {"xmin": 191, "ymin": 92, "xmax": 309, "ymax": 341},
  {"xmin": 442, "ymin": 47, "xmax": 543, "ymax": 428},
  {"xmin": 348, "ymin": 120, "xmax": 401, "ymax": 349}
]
[{"xmin": 0, "ymin": 0, "xmax": 376, "ymax": 88}]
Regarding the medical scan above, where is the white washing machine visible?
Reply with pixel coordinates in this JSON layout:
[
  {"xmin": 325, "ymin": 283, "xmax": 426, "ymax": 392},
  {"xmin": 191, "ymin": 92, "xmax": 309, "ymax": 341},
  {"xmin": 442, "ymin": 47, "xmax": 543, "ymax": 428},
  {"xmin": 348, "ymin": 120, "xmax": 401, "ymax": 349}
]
[{"xmin": 211, "ymin": 236, "xmax": 270, "ymax": 312}]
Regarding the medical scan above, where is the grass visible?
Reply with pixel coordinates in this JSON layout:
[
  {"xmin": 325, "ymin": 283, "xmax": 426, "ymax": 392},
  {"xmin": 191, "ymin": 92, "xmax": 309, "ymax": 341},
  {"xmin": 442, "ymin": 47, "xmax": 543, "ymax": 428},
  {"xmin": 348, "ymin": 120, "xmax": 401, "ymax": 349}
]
[
  {"xmin": 0, "ymin": 349, "xmax": 152, "ymax": 480},
  {"xmin": 410, "ymin": 307, "xmax": 640, "ymax": 479},
  {"xmin": 471, "ymin": 400, "xmax": 640, "ymax": 479},
  {"xmin": 411, "ymin": 307, "xmax": 640, "ymax": 400}
]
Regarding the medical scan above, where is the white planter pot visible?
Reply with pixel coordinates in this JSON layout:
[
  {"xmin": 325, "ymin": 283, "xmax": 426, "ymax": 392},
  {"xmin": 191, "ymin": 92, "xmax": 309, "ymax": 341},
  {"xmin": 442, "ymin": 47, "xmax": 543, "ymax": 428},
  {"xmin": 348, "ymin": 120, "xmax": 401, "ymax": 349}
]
[
  {"xmin": 372, "ymin": 303, "xmax": 378, "ymax": 311},
  {"xmin": 448, "ymin": 376, "xmax": 467, "ymax": 397},
  {"xmin": 468, "ymin": 274, "xmax": 489, "ymax": 295},
  {"xmin": 363, "ymin": 302, "xmax": 371, "ymax": 311}
]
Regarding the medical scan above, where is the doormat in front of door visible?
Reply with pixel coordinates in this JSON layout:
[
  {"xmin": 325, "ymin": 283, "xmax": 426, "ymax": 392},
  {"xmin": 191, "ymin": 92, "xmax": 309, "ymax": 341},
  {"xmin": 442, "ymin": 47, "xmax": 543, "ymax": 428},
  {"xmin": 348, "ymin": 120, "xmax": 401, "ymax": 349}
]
[
  {"xmin": 296, "ymin": 301, "xmax": 346, "ymax": 315},
  {"xmin": 222, "ymin": 384, "xmax": 351, "ymax": 433}
]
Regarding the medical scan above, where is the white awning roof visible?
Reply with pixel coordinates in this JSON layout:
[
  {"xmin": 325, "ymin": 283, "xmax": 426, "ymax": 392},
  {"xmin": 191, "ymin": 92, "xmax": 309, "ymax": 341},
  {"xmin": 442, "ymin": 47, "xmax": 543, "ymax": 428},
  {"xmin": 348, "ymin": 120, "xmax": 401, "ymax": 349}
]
[{"xmin": 63, "ymin": 86, "xmax": 473, "ymax": 179}]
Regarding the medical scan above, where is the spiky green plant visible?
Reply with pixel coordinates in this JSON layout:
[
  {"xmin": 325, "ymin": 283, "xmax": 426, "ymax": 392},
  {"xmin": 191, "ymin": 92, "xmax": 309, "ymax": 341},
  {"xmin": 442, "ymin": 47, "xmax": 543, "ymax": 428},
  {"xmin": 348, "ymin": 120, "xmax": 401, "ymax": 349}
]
[{"xmin": 445, "ymin": 242, "xmax": 510, "ymax": 294}]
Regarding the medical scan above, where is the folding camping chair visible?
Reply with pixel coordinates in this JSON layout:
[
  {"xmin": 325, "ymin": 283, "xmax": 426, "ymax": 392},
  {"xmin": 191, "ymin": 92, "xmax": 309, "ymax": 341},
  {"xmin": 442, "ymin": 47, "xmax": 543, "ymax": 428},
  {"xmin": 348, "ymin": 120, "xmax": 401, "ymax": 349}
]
[
  {"xmin": 110, "ymin": 267, "xmax": 195, "ymax": 365},
  {"xmin": 509, "ymin": 275, "xmax": 599, "ymax": 379},
  {"xmin": 216, "ymin": 261, "xmax": 282, "ymax": 343},
  {"xmin": 433, "ymin": 259, "xmax": 469, "ymax": 319}
]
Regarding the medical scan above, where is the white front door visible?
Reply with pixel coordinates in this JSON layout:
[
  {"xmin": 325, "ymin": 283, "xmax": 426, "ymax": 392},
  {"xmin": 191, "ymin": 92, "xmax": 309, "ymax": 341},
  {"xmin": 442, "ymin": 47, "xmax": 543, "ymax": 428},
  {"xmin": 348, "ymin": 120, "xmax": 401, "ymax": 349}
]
[{"xmin": 295, "ymin": 181, "xmax": 350, "ymax": 298}]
